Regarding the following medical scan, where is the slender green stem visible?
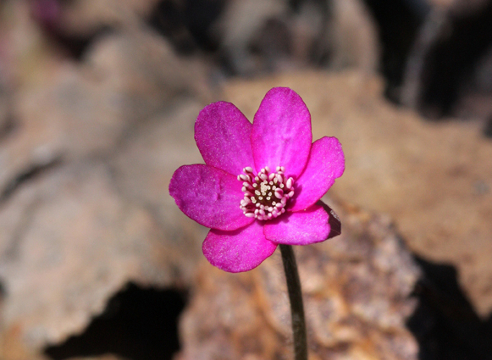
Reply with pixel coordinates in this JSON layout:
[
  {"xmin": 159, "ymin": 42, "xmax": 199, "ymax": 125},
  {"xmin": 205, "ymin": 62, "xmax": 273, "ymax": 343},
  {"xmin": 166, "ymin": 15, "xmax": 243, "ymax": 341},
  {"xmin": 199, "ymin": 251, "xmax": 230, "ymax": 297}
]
[{"xmin": 279, "ymin": 244, "xmax": 307, "ymax": 360}]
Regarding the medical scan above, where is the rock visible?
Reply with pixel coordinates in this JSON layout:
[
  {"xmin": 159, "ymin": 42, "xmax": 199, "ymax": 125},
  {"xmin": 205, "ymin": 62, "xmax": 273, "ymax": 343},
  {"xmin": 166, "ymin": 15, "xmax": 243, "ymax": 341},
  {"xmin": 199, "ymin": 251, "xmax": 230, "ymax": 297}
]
[
  {"xmin": 0, "ymin": 324, "xmax": 48, "ymax": 360},
  {"xmin": 0, "ymin": 24, "xmax": 213, "ymax": 355},
  {"xmin": 329, "ymin": 0, "xmax": 379, "ymax": 73},
  {"xmin": 216, "ymin": 0, "xmax": 379, "ymax": 75},
  {"xmin": 83, "ymin": 28, "xmax": 211, "ymax": 122},
  {"xmin": 46, "ymin": 0, "xmax": 159, "ymax": 36},
  {"xmin": 224, "ymin": 70, "xmax": 492, "ymax": 316},
  {"xmin": 111, "ymin": 99, "xmax": 207, "ymax": 253},
  {"xmin": 0, "ymin": 160, "xmax": 195, "ymax": 351},
  {"xmin": 0, "ymin": 89, "xmax": 211, "ymax": 357},
  {"xmin": 0, "ymin": 60, "xmax": 126, "ymax": 204},
  {"xmin": 402, "ymin": 0, "xmax": 492, "ymax": 125},
  {"xmin": 216, "ymin": 0, "xmax": 288, "ymax": 74},
  {"xmin": 176, "ymin": 198, "xmax": 421, "ymax": 360},
  {"xmin": 0, "ymin": 26, "xmax": 210, "ymax": 196},
  {"xmin": 0, "ymin": 37, "xmax": 212, "ymax": 352},
  {"xmin": 0, "ymin": 69, "xmax": 10, "ymax": 134}
]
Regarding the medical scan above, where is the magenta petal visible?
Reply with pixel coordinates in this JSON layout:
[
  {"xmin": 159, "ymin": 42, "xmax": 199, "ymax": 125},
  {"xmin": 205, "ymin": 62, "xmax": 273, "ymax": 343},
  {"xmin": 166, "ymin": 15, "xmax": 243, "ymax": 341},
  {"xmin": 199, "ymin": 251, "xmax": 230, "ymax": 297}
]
[
  {"xmin": 169, "ymin": 164, "xmax": 254, "ymax": 231},
  {"xmin": 290, "ymin": 136, "xmax": 345, "ymax": 212},
  {"xmin": 195, "ymin": 101, "xmax": 254, "ymax": 176},
  {"xmin": 203, "ymin": 222, "xmax": 277, "ymax": 272},
  {"xmin": 263, "ymin": 202, "xmax": 331, "ymax": 245},
  {"xmin": 251, "ymin": 87, "xmax": 312, "ymax": 178}
]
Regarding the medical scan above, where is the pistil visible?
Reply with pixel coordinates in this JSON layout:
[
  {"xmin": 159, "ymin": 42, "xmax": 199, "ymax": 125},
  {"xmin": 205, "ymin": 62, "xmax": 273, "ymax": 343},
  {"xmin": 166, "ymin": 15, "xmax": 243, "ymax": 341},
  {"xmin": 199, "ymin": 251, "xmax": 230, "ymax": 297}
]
[{"xmin": 237, "ymin": 166, "xmax": 295, "ymax": 220}]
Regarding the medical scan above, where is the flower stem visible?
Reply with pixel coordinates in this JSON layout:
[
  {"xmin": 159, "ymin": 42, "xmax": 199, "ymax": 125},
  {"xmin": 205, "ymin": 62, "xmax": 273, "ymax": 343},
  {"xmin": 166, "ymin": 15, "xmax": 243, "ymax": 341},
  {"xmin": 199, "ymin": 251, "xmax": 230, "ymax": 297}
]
[{"xmin": 279, "ymin": 244, "xmax": 307, "ymax": 360}]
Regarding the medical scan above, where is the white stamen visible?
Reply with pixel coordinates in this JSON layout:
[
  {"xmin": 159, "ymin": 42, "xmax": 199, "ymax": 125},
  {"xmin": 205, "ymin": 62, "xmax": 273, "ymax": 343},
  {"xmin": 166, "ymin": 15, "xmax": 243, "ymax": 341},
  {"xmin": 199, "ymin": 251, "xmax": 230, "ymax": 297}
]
[{"xmin": 238, "ymin": 165, "xmax": 295, "ymax": 221}]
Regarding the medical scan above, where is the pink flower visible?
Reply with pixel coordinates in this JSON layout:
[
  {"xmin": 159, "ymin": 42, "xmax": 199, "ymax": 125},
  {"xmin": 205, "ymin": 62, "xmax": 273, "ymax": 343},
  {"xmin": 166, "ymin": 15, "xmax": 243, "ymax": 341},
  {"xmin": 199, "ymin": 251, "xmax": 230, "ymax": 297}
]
[{"xmin": 169, "ymin": 87, "xmax": 345, "ymax": 272}]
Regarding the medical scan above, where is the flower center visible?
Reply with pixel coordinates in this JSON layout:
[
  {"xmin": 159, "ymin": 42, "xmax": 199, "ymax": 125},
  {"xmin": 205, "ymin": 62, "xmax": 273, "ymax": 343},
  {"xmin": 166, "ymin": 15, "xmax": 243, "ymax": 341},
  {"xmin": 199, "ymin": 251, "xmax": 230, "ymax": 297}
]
[{"xmin": 237, "ymin": 166, "xmax": 295, "ymax": 220}]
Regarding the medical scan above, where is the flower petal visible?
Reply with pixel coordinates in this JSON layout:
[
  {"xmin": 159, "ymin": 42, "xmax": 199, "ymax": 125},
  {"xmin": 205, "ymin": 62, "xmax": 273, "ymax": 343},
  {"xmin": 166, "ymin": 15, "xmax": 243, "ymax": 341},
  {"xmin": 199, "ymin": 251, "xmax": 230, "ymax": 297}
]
[
  {"xmin": 195, "ymin": 101, "xmax": 254, "ymax": 176},
  {"xmin": 251, "ymin": 87, "xmax": 312, "ymax": 178},
  {"xmin": 203, "ymin": 222, "xmax": 277, "ymax": 272},
  {"xmin": 169, "ymin": 164, "xmax": 254, "ymax": 231},
  {"xmin": 263, "ymin": 202, "xmax": 332, "ymax": 245},
  {"xmin": 289, "ymin": 136, "xmax": 345, "ymax": 212}
]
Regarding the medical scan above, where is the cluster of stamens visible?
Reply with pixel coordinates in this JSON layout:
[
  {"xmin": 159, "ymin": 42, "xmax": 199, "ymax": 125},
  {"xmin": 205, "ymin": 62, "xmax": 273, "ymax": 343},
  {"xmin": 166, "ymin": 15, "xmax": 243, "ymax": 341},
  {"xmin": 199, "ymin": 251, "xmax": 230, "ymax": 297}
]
[{"xmin": 237, "ymin": 166, "xmax": 295, "ymax": 221}]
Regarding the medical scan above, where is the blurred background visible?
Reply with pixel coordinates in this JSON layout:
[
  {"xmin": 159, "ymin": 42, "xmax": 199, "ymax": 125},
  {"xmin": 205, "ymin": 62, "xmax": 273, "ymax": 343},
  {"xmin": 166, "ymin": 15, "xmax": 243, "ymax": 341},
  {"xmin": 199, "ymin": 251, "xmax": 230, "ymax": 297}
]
[{"xmin": 0, "ymin": 0, "xmax": 491, "ymax": 359}]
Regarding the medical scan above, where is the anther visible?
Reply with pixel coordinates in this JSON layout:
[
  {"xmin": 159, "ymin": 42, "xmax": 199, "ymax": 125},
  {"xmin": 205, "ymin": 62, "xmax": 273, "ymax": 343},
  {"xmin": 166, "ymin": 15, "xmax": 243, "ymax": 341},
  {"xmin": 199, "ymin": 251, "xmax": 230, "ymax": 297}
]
[{"xmin": 238, "ymin": 165, "xmax": 295, "ymax": 220}]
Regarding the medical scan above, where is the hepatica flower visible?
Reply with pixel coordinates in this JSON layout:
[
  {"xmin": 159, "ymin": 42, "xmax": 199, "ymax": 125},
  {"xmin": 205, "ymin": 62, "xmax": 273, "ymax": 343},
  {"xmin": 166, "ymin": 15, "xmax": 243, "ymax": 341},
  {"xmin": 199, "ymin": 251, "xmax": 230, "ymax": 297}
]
[{"xmin": 169, "ymin": 87, "xmax": 344, "ymax": 273}]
